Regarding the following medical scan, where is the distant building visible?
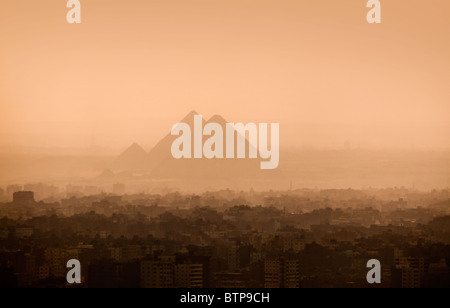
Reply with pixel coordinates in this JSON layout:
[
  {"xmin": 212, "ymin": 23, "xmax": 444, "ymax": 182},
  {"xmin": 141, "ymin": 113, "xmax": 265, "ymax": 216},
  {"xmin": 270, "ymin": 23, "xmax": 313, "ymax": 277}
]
[
  {"xmin": 109, "ymin": 247, "xmax": 123, "ymax": 261},
  {"xmin": 227, "ymin": 246, "xmax": 240, "ymax": 271},
  {"xmin": 264, "ymin": 258, "xmax": 301, "ymax": 288},
  {"xmin": 140, "ymin": 256, "xmax": 175, "ymax": 288},
  {"xmin": 44, "ymin": 248, "xmax": 65, "ymax": 278},
  {"xmin": 392, "ymin": 257, "xmax": 429, "ymax": 288},
  {"xmin": 282, "ymin": 235, "xmax": 305, "ymax": 253},
  {"xmin": 264, "ymin": 259, "xmax": 282, "ymax": 288},
  {"xmin": 140, "ymin": 255, "xmax": 203, "ymax": 288},
  {"xmin": 13, "ymin": 191, "xmax": 35, "ymax": 206},
  {"xmin": 121, "ymin": 245, "xmax": 142, "ymax": 260},
  {"xmin": 283, "ymin": 260, "xmax": 301, "ymax": 288},
  {"xmin": 38, "ymin": 265, "xmax": 50, "ymax": 281},
  {"xmin": 174, "ymin": 263, "xmax": 203, "ymax": 288}
]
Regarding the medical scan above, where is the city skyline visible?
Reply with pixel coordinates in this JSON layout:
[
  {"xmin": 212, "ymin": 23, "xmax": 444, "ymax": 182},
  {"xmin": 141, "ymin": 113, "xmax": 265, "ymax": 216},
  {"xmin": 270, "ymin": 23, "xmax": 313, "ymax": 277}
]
[{"xmin": 1, "ymin": 187, "xmax": 449, "ymax": 288}]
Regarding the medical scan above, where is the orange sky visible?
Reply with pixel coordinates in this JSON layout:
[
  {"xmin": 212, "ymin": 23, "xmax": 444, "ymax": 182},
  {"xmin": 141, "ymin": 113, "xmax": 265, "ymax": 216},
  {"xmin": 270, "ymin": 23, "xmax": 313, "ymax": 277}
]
[{"xmin": 0, "ymin": 0, "xmax": 449, "ymax": 152}]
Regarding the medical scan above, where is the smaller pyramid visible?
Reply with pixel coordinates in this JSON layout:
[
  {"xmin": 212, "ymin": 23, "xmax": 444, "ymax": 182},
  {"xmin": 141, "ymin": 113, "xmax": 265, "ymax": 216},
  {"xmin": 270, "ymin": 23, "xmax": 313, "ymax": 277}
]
[{"xmin": 97, "ymin": 169, "xmax": 116, "ymax": 178}]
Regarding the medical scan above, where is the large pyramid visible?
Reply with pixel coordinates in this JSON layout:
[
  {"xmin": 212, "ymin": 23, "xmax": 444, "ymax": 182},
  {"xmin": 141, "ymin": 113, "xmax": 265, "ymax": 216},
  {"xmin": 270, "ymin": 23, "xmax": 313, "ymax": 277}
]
[
  {"xmin": 146, "ymin": 110, "xmax": 203, "ymax": 172},
  {"xmin": 111, "ymin": 143, "xmax": 148, "ymax": 171},
  {"xmin": 146, "ymin": 111, "xmax": 279, "ymax": 180}
]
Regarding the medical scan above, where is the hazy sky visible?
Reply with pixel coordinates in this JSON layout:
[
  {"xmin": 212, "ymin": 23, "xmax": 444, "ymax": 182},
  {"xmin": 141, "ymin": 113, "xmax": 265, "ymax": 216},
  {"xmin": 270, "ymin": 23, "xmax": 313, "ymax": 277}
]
[{"xmin": 1, "ymin": 0, "xmax": 449, "ymax": 152}]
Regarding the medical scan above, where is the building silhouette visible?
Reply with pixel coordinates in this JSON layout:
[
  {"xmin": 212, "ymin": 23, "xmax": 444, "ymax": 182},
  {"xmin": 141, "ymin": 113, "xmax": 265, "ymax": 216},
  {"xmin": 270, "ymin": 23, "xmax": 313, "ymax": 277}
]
[
  {"xmin": 174, "ymin": 263, "xmax": 203, "ymax": 288},
  {"xmin": 392, "ymin": 257, "xmax": 429, "ymax": 288},
  {"xmin": 264, "ymin": 258, "xmax": 301, "ymax": 288},
  {"xmin": 140, "ymin": 255, "xmax": 204, "ymax": 288},
  {"xmin": 141, "ymin": 255, "xmax": 176, "ymax": 288},
  {"xmin": 13, "ymin": 191, "xmax": 35, "ymax": 206}
]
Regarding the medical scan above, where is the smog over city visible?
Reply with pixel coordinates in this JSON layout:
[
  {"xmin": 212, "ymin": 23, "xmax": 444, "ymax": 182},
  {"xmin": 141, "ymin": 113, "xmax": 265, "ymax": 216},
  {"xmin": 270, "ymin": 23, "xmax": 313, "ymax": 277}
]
[{"xmin": 0, "ymin": 0, "xmax": 449, "ymax": 292}]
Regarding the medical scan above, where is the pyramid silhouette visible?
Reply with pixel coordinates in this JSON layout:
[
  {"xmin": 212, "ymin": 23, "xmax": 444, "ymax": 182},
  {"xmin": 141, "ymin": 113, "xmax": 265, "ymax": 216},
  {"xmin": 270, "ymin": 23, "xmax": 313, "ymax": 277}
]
[
  {"xmin": 112, "ymin": 143, "xmax": 148, "ymax": 171},
  {"xmin": 111, "ymin": 111, "xmax": 282, "ymax": 181},
  {"xmin": 147, "ymin": 111, "xmax": 263, "ymax": 179}
]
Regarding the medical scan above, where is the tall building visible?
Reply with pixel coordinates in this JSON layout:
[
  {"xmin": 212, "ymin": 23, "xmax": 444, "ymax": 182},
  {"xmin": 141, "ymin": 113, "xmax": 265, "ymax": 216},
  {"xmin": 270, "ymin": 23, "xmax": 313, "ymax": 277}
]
[
  {"xmin": 283, "ymin": 259, "xmax": 301, "ymax": 288},
  {"xmin": 227, "ymin": 245, "xmax": 240, "ymax": 271},
  {"xmin": 264, "ymin": 259, "xmax": 282, "ymax": 288},
  {"xmin": 392, "ymin": 257, "xmax": 429, "ymax": 288},
  {"xmin": 44, "ymin": 248, "xmax": 65, "ymax": 278},
  {"xmin": 264, "ymin": 257, "xmax": 301, "ymax": 288},
  {"xmin": 174, "ymin": 263, "xmax": 203, "ymax": 288},
  {"xmin": 13, "ymin": 191, "xmax": 35, "ymax": 206},
  {"xmin": 140, "ymin": 255, "xmax": 204, "ymax": 288},
  {"xmin": 140, "ymin": 255, "xmax": 175, "ymax": 288}
]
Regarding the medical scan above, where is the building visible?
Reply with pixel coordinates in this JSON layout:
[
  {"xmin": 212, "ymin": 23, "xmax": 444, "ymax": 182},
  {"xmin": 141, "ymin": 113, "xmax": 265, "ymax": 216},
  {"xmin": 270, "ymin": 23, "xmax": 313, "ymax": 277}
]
[
  {"xmin": 45, "ymin": 248, "xmax": 65, "ymax": 278},
  {"xmin": 140, "ymin": 255, "xmax": 176, "ymax": 288},
  {"xmin": 264, "ymin": 258, "xmax": 301, "ymax": 288},
  {"xmin": 122, "ymin": 245, "xmax": 142, "ymax": 261},
  {"xmin": 264, "ymin": 259, "xmax": 282, "ymax": 288},
  {"xmin": 283, "ymin": 260, "xmax": 301, "ymax": 288},
  {"xmin": 227, "ymin": 245, "xmax": 240, "ymax": 271},
  {"xmin": 109, "ymin": 247, "xmax": 123, "ymax": 261},
  {"xmin": 13, "ymin": 191, "xmax": 35, "ymax": 206},
  {"xmin": 174, "ymin": 263, "xmax": 203, "ymax": 288},
  {"xmin": 392, "ymin": 257, "xmax": 429, "ymax": 288},
  {"xmin": 38, "ymin": 265, "xmax": 50, "ymax": 281},
  {"xmin": 282, "ymin": 235, "xmax": 305, "ymax": 253}
]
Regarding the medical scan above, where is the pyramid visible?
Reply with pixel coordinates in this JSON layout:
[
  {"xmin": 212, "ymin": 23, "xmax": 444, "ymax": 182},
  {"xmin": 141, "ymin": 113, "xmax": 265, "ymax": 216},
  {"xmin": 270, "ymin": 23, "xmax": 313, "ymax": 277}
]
[
  {"xmin": 146, "ymin": 111, "xmax": 205, "ymax": 171},
  {"xmin": 97, "ymin": 169, "xmax": 116, "ymax": 178},
  {"xmin": 147, "ymin": 112, "xmax": 265, "ymax": 180},
  {"xmin": 111, "ymin": 143, "xmax": 148, "ymax": 171},
  {"xmin": 110, "ymin": 111, "xmax": 284, "ymax": 183}
]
